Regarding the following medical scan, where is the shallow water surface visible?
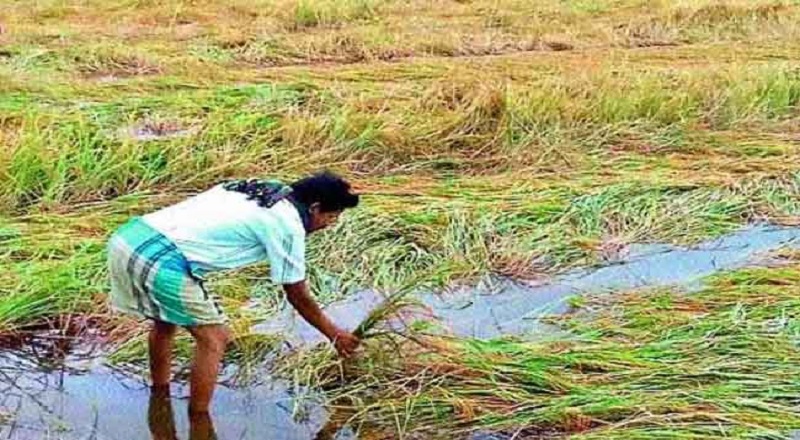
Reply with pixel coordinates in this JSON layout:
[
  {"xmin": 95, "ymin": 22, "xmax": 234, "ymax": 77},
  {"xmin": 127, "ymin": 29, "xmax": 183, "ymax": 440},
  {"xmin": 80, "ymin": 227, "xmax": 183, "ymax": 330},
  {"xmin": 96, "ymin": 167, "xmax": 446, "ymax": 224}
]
[
  {"xmin": 0, "ymin": 339, "xmax": 338, "ymax": 440},
  {"xmin": 257, "ymin": 224, "xmax": 800, "ymax": 340}
]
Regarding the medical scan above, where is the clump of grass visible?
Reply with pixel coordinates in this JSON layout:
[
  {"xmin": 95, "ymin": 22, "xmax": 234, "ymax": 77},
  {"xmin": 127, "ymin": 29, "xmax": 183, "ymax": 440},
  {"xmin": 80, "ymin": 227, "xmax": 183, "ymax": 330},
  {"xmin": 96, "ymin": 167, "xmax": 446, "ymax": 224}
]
[
  {"xmin": 270, "ymin": 276, "xmax": 431, "ymax": 391},
  {"xmin": 620, "ymin": 1, "xmax": 798, "ymax": 47},
  {"xmin": 353, "ymin": 284, "xmax": 425, "ymax": 339},
  {"xmin": 42, "ymin": 43, "xmax": 165, "ymax": 77},
  {"xmin": 4, "ymin": 64, "xmax": 800, "ymax": 211},
  {"xmin": 291, "ymin": 0, "xmax": 379, "ymax": 29},
  {"xmin": 308, "ymin": 263, "xmax": 800, "ymax": 438},
  {"xmin": 671, "ymin": 2, "xmax": 789, "ymax": 27},
  {"xmin": 0, "ymin": 260, "xmax": 105, "ymax": 332}
]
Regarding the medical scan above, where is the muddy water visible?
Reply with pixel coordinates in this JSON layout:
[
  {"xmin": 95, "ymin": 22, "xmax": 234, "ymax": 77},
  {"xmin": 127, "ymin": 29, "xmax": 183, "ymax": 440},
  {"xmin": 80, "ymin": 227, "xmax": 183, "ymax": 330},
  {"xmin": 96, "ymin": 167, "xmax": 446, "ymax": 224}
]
[{"xmin": 2, "ymin": 224, "xmax": 800, "ymax": 439}]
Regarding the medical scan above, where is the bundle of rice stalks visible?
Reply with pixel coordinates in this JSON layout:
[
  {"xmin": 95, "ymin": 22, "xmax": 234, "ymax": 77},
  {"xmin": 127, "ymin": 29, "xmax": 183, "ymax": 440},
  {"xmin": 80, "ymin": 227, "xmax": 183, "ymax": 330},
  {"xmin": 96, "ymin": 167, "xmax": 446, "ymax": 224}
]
[
  {"xmin": 271, "ymin": 274, "xmax": 433, "ymax": 391},
  {"xmin": 352, "ymin": 287, "xmax": 424, "ymax": 340},
  {"xmin": 310, "ymin": 263, "xmax": 800, "ymax": 439}
]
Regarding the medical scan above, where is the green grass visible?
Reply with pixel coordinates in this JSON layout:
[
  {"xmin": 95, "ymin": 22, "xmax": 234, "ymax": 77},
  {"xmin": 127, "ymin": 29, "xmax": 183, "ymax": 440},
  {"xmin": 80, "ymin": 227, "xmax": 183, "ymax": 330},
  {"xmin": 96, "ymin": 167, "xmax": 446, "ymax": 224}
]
[
  {"xmin": 3, "ymin": 175, "xmax": 798, "ymax": 322},
  {"xmin": 3, "ymin": 65, "xmax": 800, "ymax": 211},
  {"xmin": 298, "ymin": 263, "xmax": 800, "ymax": 439},
  {"xmin": 2, "ymin": 172, "xmax": 800, "ymax": 333},
  {"xmin": 292, "ymin": 0, "xmax": 380, "ymax": 29}
]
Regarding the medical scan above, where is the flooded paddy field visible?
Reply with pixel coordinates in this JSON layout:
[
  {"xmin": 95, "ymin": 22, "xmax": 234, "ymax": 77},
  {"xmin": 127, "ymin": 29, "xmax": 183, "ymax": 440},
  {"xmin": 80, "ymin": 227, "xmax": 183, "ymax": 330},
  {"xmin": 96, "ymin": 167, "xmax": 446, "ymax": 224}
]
[
  {"xmin": 4, "ymin": 0, "xmax": 800, "ymax": 438},
  {"xmin": 4, "ymin": 224, "xmax": 800, "ymax": 438}
]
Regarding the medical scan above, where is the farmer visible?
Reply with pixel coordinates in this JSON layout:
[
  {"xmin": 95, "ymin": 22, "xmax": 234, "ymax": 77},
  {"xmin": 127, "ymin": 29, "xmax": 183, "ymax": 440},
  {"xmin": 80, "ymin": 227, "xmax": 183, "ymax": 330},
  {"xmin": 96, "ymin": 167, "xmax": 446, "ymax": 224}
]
[{"xmin": 107, "ymin": 171, "xmax": 361, "ymax": 414}]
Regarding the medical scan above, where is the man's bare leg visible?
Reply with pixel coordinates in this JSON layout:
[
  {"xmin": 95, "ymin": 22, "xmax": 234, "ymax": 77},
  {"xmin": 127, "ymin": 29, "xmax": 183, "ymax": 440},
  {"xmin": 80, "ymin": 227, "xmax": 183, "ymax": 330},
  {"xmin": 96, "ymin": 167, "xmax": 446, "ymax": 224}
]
[
  {"xmin": 186, "ymin": 324, "xmax": 230, "ymax": 413},
  {"xmin": 149, "ymin": 320, "xmax": 178, "ymax": 392}
]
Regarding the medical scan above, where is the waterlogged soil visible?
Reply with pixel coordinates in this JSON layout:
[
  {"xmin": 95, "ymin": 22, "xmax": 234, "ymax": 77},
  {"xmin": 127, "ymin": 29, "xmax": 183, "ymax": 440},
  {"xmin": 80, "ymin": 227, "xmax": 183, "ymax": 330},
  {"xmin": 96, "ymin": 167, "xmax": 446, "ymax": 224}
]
[{"xmin": 2, "ymin": 224, "xmax": 800, "ymax": 440}]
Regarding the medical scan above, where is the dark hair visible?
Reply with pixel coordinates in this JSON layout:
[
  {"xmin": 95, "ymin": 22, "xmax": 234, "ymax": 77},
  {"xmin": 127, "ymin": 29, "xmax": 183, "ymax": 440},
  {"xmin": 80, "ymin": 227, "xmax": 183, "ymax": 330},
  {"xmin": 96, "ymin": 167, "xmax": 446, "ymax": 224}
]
[{"xmin": 290, "ymin": 171, "xmax": 359, "ymax": 212}]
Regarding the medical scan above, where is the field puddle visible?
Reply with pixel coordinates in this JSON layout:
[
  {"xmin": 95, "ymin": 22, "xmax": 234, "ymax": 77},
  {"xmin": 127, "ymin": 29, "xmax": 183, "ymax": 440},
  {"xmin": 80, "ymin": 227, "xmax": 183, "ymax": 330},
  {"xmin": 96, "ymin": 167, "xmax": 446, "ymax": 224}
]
[
  {"xmin": 0, "ymin": 335, "xmax": 343, "ymax": 440},
  {"xmin": 2, "ymin": 224, "xmax": 800, "ymax": 439},
  {"xmin": 256, "ymin": 224, "xmax": 800, "ymax": 341}
]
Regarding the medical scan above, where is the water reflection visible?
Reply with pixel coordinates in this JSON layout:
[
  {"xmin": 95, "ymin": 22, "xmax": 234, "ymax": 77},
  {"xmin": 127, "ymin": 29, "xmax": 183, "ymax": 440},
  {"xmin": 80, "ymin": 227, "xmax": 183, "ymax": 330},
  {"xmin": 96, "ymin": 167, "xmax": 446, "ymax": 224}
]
[
  {"xmin": 0, "ymin": 338, "xmax": 331, "ymax": 440},
  {"xmin": 147, "ymin": 392, "xmax": 218, "ymax": 440},
  {"xmin": 148, "ymin": 393, "xmax": 179, "ymax": 440}
]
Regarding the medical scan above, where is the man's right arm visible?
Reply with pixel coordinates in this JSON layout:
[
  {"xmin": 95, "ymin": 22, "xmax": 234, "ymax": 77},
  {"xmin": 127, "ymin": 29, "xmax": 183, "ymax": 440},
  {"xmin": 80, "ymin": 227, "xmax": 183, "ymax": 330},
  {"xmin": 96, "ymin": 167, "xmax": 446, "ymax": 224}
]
[{"xmin": 283, "ymin": 281, "xmax": 360, "ymax": 357}]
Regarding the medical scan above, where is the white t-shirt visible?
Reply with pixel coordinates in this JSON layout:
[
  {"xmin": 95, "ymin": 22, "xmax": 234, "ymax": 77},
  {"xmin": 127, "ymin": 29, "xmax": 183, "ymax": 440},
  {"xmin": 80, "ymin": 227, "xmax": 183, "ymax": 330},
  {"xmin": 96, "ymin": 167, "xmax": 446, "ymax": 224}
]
[{"xmin": 142, "ymin": 184, "xmax": 306, "ymax": 284}]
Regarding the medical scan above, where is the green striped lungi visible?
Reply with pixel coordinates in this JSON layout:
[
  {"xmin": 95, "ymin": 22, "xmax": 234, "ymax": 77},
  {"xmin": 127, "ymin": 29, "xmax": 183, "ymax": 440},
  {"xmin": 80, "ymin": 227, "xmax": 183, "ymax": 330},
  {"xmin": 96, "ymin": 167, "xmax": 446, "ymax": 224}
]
[{"xmin": 107, "ymin": 217, "xmax": 226, "ymax": 326}]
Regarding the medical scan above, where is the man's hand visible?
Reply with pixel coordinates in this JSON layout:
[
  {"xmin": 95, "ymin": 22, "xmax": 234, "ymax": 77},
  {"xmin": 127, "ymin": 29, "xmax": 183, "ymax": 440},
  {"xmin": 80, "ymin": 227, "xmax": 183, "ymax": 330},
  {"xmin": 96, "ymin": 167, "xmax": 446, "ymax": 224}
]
[
  {"xmin": 330, "ymin": 329, "xmax": 360, "ymax": 358},
  {"xmin": 283, "ymin": 281, "xmax": 361, "ymax": 358}
]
